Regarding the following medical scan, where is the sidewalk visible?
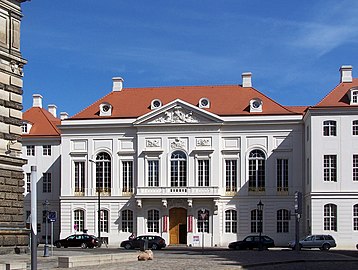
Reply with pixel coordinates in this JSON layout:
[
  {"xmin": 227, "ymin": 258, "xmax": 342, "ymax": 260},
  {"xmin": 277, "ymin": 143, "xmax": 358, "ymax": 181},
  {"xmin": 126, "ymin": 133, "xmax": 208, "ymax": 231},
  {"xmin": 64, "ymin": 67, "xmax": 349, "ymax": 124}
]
[{"xmin": 1, "ymin": 247, "xmax": 358, "ymax": 270}]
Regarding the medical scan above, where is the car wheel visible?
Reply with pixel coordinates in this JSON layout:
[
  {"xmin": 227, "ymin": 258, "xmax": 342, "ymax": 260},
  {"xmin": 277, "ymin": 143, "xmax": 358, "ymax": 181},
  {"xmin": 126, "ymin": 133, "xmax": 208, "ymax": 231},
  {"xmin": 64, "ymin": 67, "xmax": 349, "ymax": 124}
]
[
  {"xmin": 124, "ymin": 243, "xmax": 132, "ymax": 250},
  {"xmin": 235, "ymin": 245, "xmax": 240, "ymax": 250},
  {"xmin": 151, "ymin": 243, "xmax": 158, "ymax": 250},
  {"xmin": 322, "ymin": 244, "xmax": 330, "ymax": 251},
  {"xmin": 56, "ymin": 242, "xmax": 61, "ymax": 248},
  {"xmin": 81, "ymin": 243, "xmax": 87, "ymax": 249}
]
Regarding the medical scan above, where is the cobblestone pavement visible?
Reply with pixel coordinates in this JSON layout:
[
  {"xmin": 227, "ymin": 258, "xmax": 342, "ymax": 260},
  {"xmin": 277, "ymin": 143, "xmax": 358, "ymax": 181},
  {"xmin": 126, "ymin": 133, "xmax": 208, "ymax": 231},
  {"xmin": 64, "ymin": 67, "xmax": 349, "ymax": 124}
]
[{"xmin": 1, "ymin": 247, "xmax": 358, "ymax": 270}]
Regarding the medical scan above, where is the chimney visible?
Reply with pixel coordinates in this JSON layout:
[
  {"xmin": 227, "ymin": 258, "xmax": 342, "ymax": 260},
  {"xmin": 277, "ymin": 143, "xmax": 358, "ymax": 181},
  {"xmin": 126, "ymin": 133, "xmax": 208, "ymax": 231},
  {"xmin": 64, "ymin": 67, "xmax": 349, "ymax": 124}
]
[
  {"xmin": 112, "ymin": 77, "xmax": 124, "ymax": 91},
  {"xmin": 340, "ymin": 65, "xmax": 353, "ymax": 83},
  {"xmin": 242, "ymin": 72, "xmax": 252, "ymax": 87},
  {"xmin": 48, "ymin": 104, "xmax": 57, "ymax": 117},
  {"xmin": 60, "ymin": 112, "xmax": 69, "ymax": 120},
  {"xmin": 33, "ymin": 94, "xmax": 43, "ymax": 108}
]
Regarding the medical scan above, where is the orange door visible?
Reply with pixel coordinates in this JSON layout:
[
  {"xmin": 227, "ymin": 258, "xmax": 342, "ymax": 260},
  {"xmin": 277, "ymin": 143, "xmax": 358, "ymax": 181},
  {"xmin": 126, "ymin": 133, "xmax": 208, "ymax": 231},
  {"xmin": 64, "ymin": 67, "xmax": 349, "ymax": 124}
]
[{"xmin": 169, "ymin": 208, "xmax": 187, "ymax": 244}]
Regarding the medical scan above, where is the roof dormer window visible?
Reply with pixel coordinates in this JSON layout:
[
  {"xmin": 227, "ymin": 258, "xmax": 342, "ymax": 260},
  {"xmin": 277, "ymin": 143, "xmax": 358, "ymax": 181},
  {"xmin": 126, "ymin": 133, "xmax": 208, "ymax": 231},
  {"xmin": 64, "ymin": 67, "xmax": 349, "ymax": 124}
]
[
  {"xmin": 99, "ymin": 103, "xmax": 112, "ymax": 116},
  {"xmin": 250, "ymin": 98, "xmax": 263, "ymax": 112},
  {"xmin": 349, "ymin": 88, "xmax": 358, "ymax": 105},
  {"xmin": 22, "ymin": 122, "xmax": 32, "ymax": 134},
  {"xmin": 199, "ymin": 97, "xmax": 210, "ymax": 109},
  {"xmin": 151, "ymin": 99, "xmax": 162, "ymax": 110}
]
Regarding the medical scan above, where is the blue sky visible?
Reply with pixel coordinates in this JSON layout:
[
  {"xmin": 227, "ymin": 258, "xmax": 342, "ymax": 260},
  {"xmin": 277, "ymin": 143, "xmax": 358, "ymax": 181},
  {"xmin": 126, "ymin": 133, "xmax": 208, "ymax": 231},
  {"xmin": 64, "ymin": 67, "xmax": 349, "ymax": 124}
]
[{"xmin": 21, "ymin": 0, "xmax": 358, "ymax": 116}]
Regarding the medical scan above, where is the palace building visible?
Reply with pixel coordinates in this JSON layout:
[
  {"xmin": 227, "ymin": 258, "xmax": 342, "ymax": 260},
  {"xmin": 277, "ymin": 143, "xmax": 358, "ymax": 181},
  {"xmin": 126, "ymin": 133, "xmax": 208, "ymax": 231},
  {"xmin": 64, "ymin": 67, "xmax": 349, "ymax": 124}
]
[{"xmin": 23, "ymin": 65, "xmax": 358, "ymax": 248}]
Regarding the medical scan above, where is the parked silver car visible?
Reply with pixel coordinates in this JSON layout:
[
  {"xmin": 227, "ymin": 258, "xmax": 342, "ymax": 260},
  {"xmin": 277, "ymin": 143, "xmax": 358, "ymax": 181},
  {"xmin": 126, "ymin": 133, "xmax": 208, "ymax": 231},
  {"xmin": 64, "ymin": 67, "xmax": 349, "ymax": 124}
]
[{"xmin": 288, "ymin": 235, "xmax": 336, "ymax": 251}]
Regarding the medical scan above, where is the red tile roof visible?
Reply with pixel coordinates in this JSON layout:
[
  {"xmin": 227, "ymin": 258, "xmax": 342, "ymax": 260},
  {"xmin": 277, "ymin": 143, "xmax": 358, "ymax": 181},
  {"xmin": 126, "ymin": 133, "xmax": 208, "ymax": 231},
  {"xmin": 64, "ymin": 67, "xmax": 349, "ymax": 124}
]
[
  {"xmin": 314, "ymin": 78, "xmax": 358, "ymax": 107},
  {"xmin": 72, "ymin": 85, "xmax": 301, "ymax": 119},
  {"xmin": 22, "ymin": 107, "xmax": 61, "ymax": 137}
]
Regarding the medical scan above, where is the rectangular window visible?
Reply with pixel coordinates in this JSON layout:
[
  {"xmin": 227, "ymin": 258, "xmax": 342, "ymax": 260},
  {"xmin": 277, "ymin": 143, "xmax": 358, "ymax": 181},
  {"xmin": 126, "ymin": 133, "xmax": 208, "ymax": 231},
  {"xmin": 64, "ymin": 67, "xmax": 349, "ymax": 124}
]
[
  {"xmin": 353, "ymin": 121, "xmax": 358, "ymax": 135},
  {"xmin": 324, "ymin": 155, "xmax": 337, "ymax": 182},
  {"xmin": 122, "ymin": 210, "xmax": 133, "ymax": 233},
  {"xmin": 225, "ymin": 160, "xmax": 237, "ymax": 192},
  {"xmin": 225, "ymin": 210, "xmax": 237, "ymax": 233},
  {"xmin": 354, "ymin": 155, "xmax": 358, "ymax": 181},
  {"xmin": 26, "ymin": 173, "xmax": 31, "ymax": 193},
  {"xmin": 198, "ymin": 160, "xmax": 209, "ymax": 187},
  {"xmin": 43, "ymin": 173, "xmax": 52, "ymax": 193},
  {"xmin": 277, "ymin": 159, "xmax": 288, "ymax": 192},
  {"xmin": 74, "ymin": 161, "xmax": 85, "ymax": 193},
  {"xmin": 197, "ymin": 210, "xmax": 209, "ymax": 233},
  {"xmin": 42, "ymin": 145, "xmax": 51, "ymax": 156},
  {"xmin": 323, "ymin": 120, "xmax": 337, "ymax": 136},
  {"xmin": 26, "ymin": 145, "xmax": 35, "ymax": 156},
  {"xmin": 122, "ymin": 161, "xmax": 133, "ymax": 193},
  {"xmin": 148, "ymin": 160, "xmax": 159, "ymax": 187},
  {"xmin": 22, "ymin": 123, "xmax": 28, "ymax": 133}
]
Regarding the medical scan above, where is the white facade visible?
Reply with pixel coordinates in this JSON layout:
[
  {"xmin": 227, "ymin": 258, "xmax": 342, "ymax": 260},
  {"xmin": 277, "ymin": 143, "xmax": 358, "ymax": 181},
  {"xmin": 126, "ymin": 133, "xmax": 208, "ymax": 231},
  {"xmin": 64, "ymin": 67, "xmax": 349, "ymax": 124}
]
[
  {"xmin": 59, "ymin": 99, "xmax": 304, "ymax": 247},
  {"xmin": 23, "ymin": 66, "xmax": 358, "ymax": 249}
]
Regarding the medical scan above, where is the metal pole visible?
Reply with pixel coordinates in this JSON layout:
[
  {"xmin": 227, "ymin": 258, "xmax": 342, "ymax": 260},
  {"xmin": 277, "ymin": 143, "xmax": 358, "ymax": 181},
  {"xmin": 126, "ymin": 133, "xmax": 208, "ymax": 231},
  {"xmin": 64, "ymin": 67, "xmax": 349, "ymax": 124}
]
[
  {"xmin": 30, "ymin": 166, "xmax": 37, "ymax": 270},
  {"xmin": 51, "ymin": 222, "xmax": 54, "ymax": 256},
  {"xmin": 43, "ymin": 200, "xmax": 49, "ymax": 257},
  {"xmin": 295, "ymin": 213, "xmax": 300, "ymax": 251},
  {"xmin": 98, "ymin": 187, "xmax": 101, "ymax": 242}
]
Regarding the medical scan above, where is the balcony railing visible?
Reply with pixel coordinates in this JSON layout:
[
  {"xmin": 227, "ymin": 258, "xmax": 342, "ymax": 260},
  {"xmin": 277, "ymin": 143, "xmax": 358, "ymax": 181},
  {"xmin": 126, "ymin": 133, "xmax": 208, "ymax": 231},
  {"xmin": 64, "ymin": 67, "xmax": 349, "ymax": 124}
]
[{"xmin": 136, "ymin": 186, "xmax": 220, "ymax": 198}]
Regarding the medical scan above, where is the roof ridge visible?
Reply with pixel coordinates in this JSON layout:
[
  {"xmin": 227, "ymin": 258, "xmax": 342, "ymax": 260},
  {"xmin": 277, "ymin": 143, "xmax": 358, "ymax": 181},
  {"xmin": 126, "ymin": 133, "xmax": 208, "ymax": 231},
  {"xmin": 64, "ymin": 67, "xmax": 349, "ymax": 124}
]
[{"xmin": 121, "ymin": 84, "xmax": 240, "ymax": 90}]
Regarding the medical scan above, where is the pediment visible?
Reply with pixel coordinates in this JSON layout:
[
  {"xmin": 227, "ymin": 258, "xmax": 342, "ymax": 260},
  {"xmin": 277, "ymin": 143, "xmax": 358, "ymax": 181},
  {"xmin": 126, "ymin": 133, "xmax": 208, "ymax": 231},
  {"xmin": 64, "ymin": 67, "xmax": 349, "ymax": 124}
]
[{"xmin": 133, "ymin": 99, "xmax": 223, "ymax": 126}]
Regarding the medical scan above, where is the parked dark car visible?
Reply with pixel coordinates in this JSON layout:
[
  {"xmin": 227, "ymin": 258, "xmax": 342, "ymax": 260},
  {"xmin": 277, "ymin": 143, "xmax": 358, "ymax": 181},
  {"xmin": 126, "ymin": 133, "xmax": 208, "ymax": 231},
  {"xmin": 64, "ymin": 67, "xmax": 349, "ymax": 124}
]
[
  {"xmin": 228, "ymin": 235, "xmax": 275, "ymax": 250},
  {"xmin": 120, "ymin": 235, "xmax": 166, "ymax": 250},
  {"xmin": 288, "ymin": 234, "xmax": 336, "ymax": 251},
  {"xmin": 54, "ymin": 234, "xmax": 101, "ymax": 249}
]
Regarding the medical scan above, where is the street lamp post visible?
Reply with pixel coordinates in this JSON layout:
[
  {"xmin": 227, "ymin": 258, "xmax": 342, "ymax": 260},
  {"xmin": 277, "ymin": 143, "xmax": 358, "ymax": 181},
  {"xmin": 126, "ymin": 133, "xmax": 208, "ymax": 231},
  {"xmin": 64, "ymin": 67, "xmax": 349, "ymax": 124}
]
[
  {"xmin": 43, "ymin": 200, "xmax": 50, "ymax": 257},
  {"xmin": 257, "ymin": 200, "xmax": 264, "ymax": 251}
]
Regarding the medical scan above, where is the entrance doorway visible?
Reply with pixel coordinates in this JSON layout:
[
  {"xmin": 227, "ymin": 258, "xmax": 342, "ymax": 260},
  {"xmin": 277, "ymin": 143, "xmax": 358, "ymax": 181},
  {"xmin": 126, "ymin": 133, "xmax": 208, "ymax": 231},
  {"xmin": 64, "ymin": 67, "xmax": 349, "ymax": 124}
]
[{"xmin": 169, "ymin": 208, "xmax": 187, "ymax": 245}]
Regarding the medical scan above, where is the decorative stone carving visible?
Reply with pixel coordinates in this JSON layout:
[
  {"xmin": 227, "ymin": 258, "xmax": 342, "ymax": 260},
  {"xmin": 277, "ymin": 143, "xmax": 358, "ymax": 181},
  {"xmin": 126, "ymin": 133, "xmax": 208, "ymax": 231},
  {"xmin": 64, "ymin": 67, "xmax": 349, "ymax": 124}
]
[
  {"xmin": 146, "ymin": 139, "xmax": 160, "ymax": 148},
  {"xmin": 196, "ymin": 138, "xmax": 211, "ymax": 147},
  {"xmin": 187, "ymin": 199, "xmax": 193, "ymax": 208},
  {"xmin": 171, "ymin": 137, "xmax": 185, "ymax": 149},
  {"xmin": 151, "ymin": 106, "xmax": 199, "ymax": 124},
  {"xmin": 10, "ymin": 60, "xmax": 23, "ymax": 75},
  {"xmin": 162, "ymin": 199, "xmax": 167, "ymax": 208},
  {"xmin": 136, "ymin": 199, "xmax": 142, "ymax": 208}
]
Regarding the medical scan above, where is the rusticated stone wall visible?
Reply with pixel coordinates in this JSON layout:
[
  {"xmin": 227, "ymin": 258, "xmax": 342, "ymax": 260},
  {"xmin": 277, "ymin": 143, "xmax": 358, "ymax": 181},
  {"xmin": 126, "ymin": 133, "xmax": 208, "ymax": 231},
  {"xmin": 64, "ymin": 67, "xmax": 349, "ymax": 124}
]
[{"xmin": 0, "ymin": 0, "xmax": 29, "ymax": 248}]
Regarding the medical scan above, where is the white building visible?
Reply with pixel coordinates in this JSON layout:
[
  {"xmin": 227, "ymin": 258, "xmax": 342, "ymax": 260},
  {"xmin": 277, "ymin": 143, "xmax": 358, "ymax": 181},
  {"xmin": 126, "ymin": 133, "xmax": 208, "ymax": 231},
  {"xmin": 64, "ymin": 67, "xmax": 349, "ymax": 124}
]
[
  {"xmin": 22, "ymin": 94, "xmax": 64, "ymax": 243},
  {"xmin": 23, "ymin": 66, "xmax": 358, "ymax": 249}
]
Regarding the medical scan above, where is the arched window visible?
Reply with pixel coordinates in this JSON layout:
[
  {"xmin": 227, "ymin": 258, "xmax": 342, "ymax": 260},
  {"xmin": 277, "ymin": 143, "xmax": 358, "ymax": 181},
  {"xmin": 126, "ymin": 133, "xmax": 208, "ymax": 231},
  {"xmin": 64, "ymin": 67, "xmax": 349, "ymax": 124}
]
[
  {"xmin": 353, "ymin": 204, "xmax": 358, "ymax": 231},
  {"xmin": 225, "ymin": 209, "xmax": 237, "ymax": 233},
  {"xmin": 324, "ymin": 204, "xmax": 337, "ymax": 231},
  {"xmin": 171, "ymin": 151, "xmax": 187, "ymax": 187},
  {"xmin": 74, "ymin": 209, "xmax": 85, "ymax": 232},
  {"xmin": 198, "ymin": 209, "xmax": 209, "ymax": 233},
  {"xmin": 96, "ymin": 152, "xmax": 111, "ymax": 193},
  {"xmin": 323, "ymin": 120, "xmax": 336, "ymax": 136},
  {"xmin": 248, "ymin": 150, "xmax": 265, "ymax": 191},
  {"xmin": 250, "ymin": 209, "xmax": 263, "ymax": 233},
  {"xmin": 121, "ymin": 209, "xmax": 134, "ymax": 233},
  {"xmin": 100, "ymin": 209, "xmax": 109, "ymax": 233},
  {"xmin": 147, "ymin": 209, "xmax": 159, "ymax": 233},
  {"xmin": 277, "ymin": 209, "xmax": 290, "ymax": 233}
]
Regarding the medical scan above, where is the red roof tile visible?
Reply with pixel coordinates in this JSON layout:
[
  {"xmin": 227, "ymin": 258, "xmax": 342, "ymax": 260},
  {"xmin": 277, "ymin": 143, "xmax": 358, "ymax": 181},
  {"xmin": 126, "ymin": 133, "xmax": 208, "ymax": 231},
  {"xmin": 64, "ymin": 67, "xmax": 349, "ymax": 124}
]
[
  {"xmin": 22, "ymin": 107, "xmax": 61, "ymax": 137},
  {"xmin": 315, "ymin": 78, "xmax": 358, "ymax": 107},
  {"xmin": 72, "ymin": 85, "xmax": 301, "ymax": 119}
]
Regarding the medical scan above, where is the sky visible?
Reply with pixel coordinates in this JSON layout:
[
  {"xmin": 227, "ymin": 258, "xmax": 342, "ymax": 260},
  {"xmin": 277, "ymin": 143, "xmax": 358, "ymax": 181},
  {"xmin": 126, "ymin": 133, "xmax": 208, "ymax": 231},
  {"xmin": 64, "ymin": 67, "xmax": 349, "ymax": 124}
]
[{"xmin": 21, "ymin": 0, "xmax": 358, "ymax": 117}]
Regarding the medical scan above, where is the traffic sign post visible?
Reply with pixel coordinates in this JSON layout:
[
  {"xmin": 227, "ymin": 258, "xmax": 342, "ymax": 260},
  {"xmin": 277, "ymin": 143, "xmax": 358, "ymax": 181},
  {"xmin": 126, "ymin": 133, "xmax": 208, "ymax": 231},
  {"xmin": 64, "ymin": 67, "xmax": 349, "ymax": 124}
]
[{"xmin": 47, "ymin": 211, "xmax": 56, "ymax": 256}]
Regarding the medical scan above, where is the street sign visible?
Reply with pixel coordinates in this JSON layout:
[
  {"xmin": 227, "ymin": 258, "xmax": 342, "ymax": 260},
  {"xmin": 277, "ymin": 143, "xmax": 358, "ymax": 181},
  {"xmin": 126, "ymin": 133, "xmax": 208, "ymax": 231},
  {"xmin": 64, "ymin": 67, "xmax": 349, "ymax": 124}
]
[
  {"xmin": 48, "ymin": 211, "xmax": 57, "ymax": 222},
  {"xmin": 294, "ymin": 191, "xmax": 302, "ymax": 214}
]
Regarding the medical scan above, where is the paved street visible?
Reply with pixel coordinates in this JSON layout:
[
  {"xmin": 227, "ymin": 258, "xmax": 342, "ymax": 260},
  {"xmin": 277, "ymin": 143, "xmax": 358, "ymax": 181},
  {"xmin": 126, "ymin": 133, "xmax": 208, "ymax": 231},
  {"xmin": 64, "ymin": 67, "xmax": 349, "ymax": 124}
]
[{"xmin": 1, "ymin": 246, "xmax": 358, "ymax": 270}]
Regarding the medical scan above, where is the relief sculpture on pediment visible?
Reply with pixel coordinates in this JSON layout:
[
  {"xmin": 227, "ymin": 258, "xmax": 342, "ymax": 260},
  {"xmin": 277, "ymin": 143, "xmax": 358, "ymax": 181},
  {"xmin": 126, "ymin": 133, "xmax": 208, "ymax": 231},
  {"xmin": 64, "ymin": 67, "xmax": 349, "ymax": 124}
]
[{"xmin": 151, "ymin": 106, "xmax": 199, "ymax": 124}]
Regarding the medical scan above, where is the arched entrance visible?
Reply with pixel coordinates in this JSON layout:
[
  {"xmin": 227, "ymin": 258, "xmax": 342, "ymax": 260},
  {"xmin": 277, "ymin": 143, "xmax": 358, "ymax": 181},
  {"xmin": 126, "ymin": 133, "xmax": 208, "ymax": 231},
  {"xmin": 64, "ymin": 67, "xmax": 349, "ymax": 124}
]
[{"xmin": 169, "ymin": 208, "xmax": 187, "ymax": 245}]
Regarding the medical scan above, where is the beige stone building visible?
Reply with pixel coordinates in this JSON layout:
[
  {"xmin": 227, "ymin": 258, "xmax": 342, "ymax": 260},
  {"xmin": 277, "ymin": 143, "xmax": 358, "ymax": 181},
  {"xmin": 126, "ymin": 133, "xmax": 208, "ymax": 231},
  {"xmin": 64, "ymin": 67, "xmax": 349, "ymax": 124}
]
[{"xmin": 0, "ymin": 0, "xmax": 28, "ymax": 248}]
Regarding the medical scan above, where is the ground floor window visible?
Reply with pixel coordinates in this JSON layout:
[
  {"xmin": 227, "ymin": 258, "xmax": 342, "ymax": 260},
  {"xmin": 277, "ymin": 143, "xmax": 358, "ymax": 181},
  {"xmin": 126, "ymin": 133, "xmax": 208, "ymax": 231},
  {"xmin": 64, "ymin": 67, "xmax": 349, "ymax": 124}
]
[
  {"xmin": 225, "ymin": 209, "xmax": 237, "ymax": 233},
  {"xmin": 122, "ymin": 209, "xmax": 134, "ymax": 233},
  {"xmin": 197, "ymin": 209, "xmax": 209, "ymax": 233},
  {"xmin": 74, "ymin": 209, "xmax": 85, "ymax": 232},
  {"xmin": 277, "ymin": 209, "xmax": 289, "ymax": 233},
  {"xmin": 147, "ymin": 209, "xmax": 159, "ymax": 233}
]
